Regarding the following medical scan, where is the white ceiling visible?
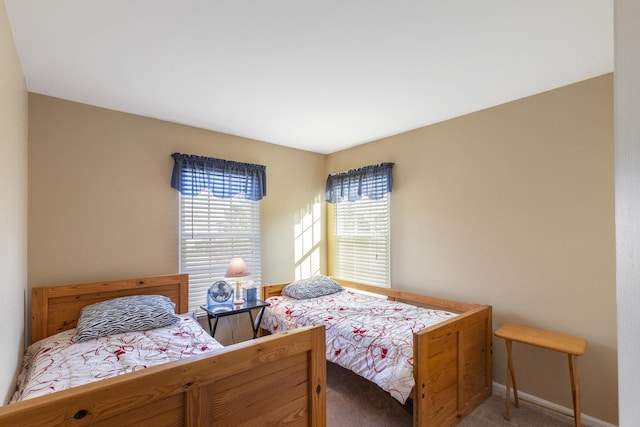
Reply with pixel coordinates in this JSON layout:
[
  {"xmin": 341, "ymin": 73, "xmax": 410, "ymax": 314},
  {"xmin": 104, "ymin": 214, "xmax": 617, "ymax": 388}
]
[{"xmin": 5, "ymin": 0, "xmax": 613, "ymax": 154}]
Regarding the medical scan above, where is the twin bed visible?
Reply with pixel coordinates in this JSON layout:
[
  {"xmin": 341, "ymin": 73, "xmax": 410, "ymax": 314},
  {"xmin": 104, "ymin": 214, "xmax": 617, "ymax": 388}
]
[
  {"xmin": 0, "ymin": 273, "xmax": 492, "ymax": 426},
  {"xmin": 261, "ymin": 277, "xmax": 493, "ymax": 426},
  {"xmin": 0, "ymin": 274, "xmax": 326, "ymax": 426}
]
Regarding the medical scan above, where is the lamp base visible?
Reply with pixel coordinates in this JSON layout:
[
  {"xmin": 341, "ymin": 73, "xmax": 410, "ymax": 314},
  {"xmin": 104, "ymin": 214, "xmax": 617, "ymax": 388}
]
[{"xmin": 234, "ymin": 280, "xmax": 244, "ymax": 305}]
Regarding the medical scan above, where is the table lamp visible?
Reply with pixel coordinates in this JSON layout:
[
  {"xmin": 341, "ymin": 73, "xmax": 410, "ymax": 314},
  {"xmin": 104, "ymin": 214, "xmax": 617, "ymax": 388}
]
[{"xmin": 225, "ymin": 257, "xmax": 249, "ymax": 305}]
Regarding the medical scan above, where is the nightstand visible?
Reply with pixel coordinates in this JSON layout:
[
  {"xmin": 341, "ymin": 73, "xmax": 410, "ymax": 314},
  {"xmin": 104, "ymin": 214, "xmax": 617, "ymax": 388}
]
[{"xmin": 200, "ymin": 300, "xmax": 270, "ymax": 340}]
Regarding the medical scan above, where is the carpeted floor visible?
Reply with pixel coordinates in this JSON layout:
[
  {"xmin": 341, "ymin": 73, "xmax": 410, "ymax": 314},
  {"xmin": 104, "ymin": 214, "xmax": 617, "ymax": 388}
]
[{"xmin": 326, "ymin": 362, "xmax": 574, "ymax": 426}]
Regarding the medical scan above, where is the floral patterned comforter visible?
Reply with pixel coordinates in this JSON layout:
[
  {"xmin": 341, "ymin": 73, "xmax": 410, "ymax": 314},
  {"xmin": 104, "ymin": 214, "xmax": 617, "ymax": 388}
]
[
  {"xmin": 11, "ymin": 316, "xmax": 223, "ymax": 403},
  {"xmin": 262, "ymin": 290, "xmax": 457, "ymax": 403}
]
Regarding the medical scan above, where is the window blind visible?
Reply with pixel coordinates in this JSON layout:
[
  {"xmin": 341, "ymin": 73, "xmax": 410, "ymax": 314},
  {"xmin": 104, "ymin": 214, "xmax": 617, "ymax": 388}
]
[
  {"xmin": 334, "ymin": 194, "xmax": 390, "ymax": 287},
  {"xmin": 179, "ymin": 190, "xmax": 262, "ymax": 311}
]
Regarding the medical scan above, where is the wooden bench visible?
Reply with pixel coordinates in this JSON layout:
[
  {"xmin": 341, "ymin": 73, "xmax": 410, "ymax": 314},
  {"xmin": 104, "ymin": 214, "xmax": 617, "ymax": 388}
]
[{"xmin": 494, "ymin": 323, "xmax": 587, "ymax": 427}]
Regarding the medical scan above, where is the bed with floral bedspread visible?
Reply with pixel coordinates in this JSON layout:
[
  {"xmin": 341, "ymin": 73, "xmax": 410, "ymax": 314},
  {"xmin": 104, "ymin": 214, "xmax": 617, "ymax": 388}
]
[
  {"xmin": 1, "ymin": 274, "xmax": 327, "ymax": 426},
  {"xmin": 262, "ymin": 288, "xmax": 457, "ymax": 403}
]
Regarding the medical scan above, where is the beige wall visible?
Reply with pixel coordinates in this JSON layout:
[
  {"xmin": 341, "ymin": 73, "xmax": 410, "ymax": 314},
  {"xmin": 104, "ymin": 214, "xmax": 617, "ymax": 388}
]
[
  {"xmin": 0, "ymin": 2, "xmax": 28, "ymax": 404},
  {"xmin": 28, "ymin": 94, "xmax": 326, "ymax": 293},
  {"xmin": 327, "ymin": 74, "xmax": 616, "ymax": 424}
]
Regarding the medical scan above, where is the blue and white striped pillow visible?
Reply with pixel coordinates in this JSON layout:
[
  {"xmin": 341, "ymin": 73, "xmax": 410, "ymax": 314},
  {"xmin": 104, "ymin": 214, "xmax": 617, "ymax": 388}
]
[{"xmin": 76, "ymin": 295, "xmax": 180, "ymax": 342}]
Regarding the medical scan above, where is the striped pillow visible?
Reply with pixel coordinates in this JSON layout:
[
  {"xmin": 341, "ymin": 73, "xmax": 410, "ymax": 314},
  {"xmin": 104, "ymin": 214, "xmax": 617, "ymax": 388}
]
[
  {"xmin": 282, "ymin": 275, "xmax": 344, "ymax": 299},
  {"xmin": 76, "ymin": 295, "xmax": 180, "ymax": 342}
]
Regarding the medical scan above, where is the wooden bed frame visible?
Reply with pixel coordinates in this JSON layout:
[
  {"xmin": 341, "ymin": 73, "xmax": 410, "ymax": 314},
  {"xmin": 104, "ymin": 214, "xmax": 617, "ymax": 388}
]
[
  {"xmin": 0, "ymin": 274, "xmax": 327, "ymax": 426},
  {"xmin": 261, "ymin": 278, "xmax": 493, "ymax": 426}
]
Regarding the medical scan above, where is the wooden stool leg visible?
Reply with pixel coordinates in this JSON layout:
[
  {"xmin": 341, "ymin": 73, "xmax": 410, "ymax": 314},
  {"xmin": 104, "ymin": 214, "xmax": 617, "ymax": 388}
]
[
  {"xmin": 568, "ymin": 354, "xmax": 581, "ymax": 427},
  {"xmin": 504, "ymin": 339, "xmax": 519, "ymax": 420}
]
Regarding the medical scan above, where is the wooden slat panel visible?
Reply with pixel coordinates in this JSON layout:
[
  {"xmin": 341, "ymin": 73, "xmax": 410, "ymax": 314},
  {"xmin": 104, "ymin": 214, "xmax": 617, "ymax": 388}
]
[
  {"xmin": 464, "ymin": 355, "xmax": 488, "ymax": 383},
  {"xmin": 426, "ymin": 383, "xmax": 458, "ymax": 426},
  {"xmin": 426, "ymin": 358, "xmax": 458, "ymax": 394},
  {"xmin": 46, "ymin": 285, "xmax": 181, "ymax": 305},
  {"xmin": 261, "ymin": 282, "xmax": 289, "ymax": 300},
  {"xmin": 424, "ymin": 333, "xmax": 458, "ymax": 398},
  {"xmin": 42, "ymin": 274, "xmax": 187, "ymax": 298},
  {"xmin": 463, "ymin": 375, "xmax": 488, "ymax": 408},
  {"xmin": 461, "ymin": 309, "xmax": 492, "ymax": 420},
  {"xmin": 208, "ymin": 360, "xmax": 309, "ymax": 425},
  {"xmin": 30, "ymin": 287, "xmax": 47, "ymax": 344},
  {"xmin": 427, "ymin": 332, "xmax": 458, "ymax": 359},
  {"xmin": 309, "ymin": 318, "xmax": 327, "ymax": 426},
  {"xmin": 462, "ymin": 319, "xmax": 489, "ymax": 389},
  {"xmin": 462, "ymin": 314, "xmax": 491, "ymax": 405},
  {"xmin": 91, "ymin": 394, "xmax": 184, "ymax": 427},
  {"xmin": 214, "ymin": 357, "xmax": 308, "ymax": 396},
  {"xmin": 462, "ymin": 319, "xmax": 488, "ymax": 350},
  {"xmin": 239, "ymin": 395, "xmax": 310, "ymax": 427},
  {"xmin": 425, "ymin": 330, "xmax": 459, "ymax": 426},
  {"xmin": 185, "ymin": 383, "xmax": 204, "ymax": 427}
]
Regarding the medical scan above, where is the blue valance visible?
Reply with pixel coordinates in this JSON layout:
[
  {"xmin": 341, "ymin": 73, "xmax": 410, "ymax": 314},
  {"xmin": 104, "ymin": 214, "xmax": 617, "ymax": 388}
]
[
  {"xmin": 171, "ymin": 153, "xmax": 266, "ymax": 201},
  {"xmin": 325, "ymin": 162, "xmax": 394, "ymax": 203}
]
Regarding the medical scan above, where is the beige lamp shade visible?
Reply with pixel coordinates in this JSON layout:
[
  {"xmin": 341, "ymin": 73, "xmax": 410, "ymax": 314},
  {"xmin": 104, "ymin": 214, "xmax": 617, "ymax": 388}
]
[{"xmin": 225, "ymin": 257, "xmax": 249, "ymax": 305}]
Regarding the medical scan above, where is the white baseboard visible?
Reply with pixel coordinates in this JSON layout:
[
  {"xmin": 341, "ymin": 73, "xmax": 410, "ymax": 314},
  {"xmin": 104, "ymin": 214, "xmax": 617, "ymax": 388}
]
[{"xmin": 492, "ymin": 382, "xmax": 617, "ymax": 427}]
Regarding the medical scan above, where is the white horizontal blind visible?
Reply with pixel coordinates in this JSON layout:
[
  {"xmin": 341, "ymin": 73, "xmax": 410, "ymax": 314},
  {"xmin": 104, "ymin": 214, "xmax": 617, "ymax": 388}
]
[
  {"xmin": 179, "ymin": 190, "xmax": 262, "ymax": 311},
  {"xmin": 334, "ymin": 194, "xmax": 390, "ymax": 287}
]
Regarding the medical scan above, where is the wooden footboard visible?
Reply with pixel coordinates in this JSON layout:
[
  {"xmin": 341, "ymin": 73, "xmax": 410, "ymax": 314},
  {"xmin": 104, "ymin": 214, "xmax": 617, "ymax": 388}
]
[
  {"xmin": 262, "ymin": 278, "xmax": 492, "ymax": 426},
  {"xmin": 413, "ymin": 304, "xmax": 492, "ymax": 425},
  {"xmin": 0, "ymin": 325, "xmax": 327, "ymax": 426}
]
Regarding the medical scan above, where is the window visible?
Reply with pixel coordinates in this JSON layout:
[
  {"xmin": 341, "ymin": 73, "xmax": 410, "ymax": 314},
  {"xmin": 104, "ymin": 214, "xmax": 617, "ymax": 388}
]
[
  {"xmin": 179, "ymin": 192, "xmax": 261, "ymax": 310},
  {"xmin": 326, "ymin": 163, "xmax": 393, "ymax": 287},
  {"xmin": 334, "ymin": 193, "xmax": 390, "ymax": 287},
  {"xmin": 172, "ymin": 153, "xmax": 265, "ymax": 311}
]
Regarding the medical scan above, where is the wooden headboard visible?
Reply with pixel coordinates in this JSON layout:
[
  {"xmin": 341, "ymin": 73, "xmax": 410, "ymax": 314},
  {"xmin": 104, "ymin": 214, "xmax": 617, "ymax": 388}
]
[
  {"xmin": 31, "ymin": 274, "xmax": 188, "ymax": 344},
  {"xmin": 261, "ymin": 277, "xmax": 480, "ymax": 312}
]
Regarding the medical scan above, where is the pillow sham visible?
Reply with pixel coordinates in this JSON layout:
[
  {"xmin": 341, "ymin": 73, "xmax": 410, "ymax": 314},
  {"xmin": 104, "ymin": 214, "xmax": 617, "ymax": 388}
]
[
  {"xmin": 282, "ymin": 275, "xmax": 344, "ymax": 299},
  {"xmin": 76, "ymin": 295, "xmax": 180, "ymax": 342}
]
